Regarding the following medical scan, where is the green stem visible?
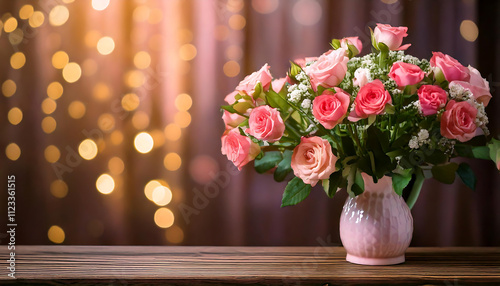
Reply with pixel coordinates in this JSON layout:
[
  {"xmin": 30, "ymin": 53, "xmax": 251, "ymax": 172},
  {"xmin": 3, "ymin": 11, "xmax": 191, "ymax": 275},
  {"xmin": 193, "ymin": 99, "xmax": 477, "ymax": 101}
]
[
  {"xmin": 406, "ymin": 168, "xmax": 425, "ymax": 209},
  {"xmin": 285, "ymin": 121, "xmax": 302, "ymax": 139},
  {"xmin": 348, "ymin": 124, "xmax": 363, "ymax": 155},
  {"xmin": 379, "ymin": 50, "xmax": 388, "ymax": 69}
]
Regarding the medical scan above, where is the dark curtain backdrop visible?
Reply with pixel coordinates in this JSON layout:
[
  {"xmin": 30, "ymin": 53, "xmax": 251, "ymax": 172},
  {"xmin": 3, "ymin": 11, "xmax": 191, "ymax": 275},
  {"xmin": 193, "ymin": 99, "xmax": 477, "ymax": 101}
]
[{"xmin": 1, "ymin": 0, "xmax": 499, "ymax": 247}]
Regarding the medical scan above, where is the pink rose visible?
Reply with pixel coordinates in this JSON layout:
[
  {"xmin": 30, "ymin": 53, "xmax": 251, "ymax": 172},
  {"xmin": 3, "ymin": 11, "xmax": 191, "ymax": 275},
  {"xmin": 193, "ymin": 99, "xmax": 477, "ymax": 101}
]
[
  {"xmin": 246, "ymin": 106, "xmax": 285, "ymax": 142},
  {"xmin": 236, "ymin": 63, "xmax": 273, "ymax": 96},
  {"xmin": 353, "ymin": 68, "xmax": 371, "ymax": 87},
  {"xmin": 271, "ymin": 77, "xmax": 287, "ymax": 93},
  {"xmin": 341, "ymin": 37, "xmax": 363, "ymax": 56},
  {"xmin": 348, "ymin": 80, "xmax": 392, "ymax": 121},
  {"xmin": 222, "ymin": 110, "xmax": 246, "ymax": 129},
  {"xmin": 430, "ymin": 52, "xmax": 470, "ymax": 82},
  {"xmin": 373, "ymin": 23, "xmax": 411, "ymax": 51},
  {"xmin": 450, "ymin": 66, "xmax": 492, "ymax": 106},
  {"xmin": 294, "ymin": 56, "xmax": 319, "ymax": 68},
  {"xmin": 440, "ymin": 100, "xmax": 478, "ymax": 142},
  {"xmin": 224, "ymin": 90, "xmax": 239, "ymax": 105},
  {"xmin": 291, "ymin": 136, "xmax": 337, "ymax": 187},
  {"xmin": 305, "ymin": 49, "xmax": 349, "ymax": 91},
  {"xmin": 389, "ymin": 62, "xmax": 424, "ymax": 87},
  {"xmin": 312, "ymin": 88, "xmax": 350, "ymax": 129},
  {"xmin": 417, "ymin": 85, "xmax": 448, "ymax": 116},
  {"xmin": 221, "ymin": 129, "xmax": 261, "ymax": 170}
]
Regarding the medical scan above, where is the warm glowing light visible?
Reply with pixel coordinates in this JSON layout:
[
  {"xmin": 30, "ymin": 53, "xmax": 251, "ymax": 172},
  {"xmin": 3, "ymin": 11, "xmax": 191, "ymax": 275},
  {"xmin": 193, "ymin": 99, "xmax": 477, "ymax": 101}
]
[
  {"xmin": 82, "ymin": 59, "xmax": 98, "ymax": 76},
  {"xmin": 293, "ymin": 0, "xmax": 322, "ymax": 26},
  {"xmin": 165, "ymin": 225, "xmax": 184, "ymax": 243},
  {"xmin": 133, "ymin": 51, "xmax": 151, "ymax": 69},
  {"xmin": 164, "ymin": 153, "xmax": 182, "ymax": 171},
  {"xmin": 6, "ymin": 143, "xmax": 21, "ymax": 161},
  {"xmin": 179, "ymin": 44, "xmax": 197, "ymax": 61},
  {"xmin": 96, "ymin": 173, "xmax": 115, "ymax": 194},
  {"xmin": 152, "ymin": 186, "xmax": 173, "ymax": 206},
  {"xmin": 381, "ymin": 0, "xmax": 398, "ymax": 3},
  {"xmin": 41, "ymin": 116, "xmax": 57, "ymax": 134},
  {"xmin": 50, "ymin": 180, "xmax": 68, "ymax": 198},
  {"xmin": 175, "ymin": 93, "xmax": 193, "ymax": 111},
  {"xmin": 121, "ymin": 93, "xmax": 140, "ymax": 111},
  {"xmin": 228, "ymin": 14, "xmax": 246, "ymax": 30},
  {"xmin": 84, "ymin": 30, "xmax": 101, "ymax": 48},
  {"xmin": 132, "ymin": 111, "xmax": 150, "ymax": 130},
  {"xmin": 134, "ymin": 132, "xmax": 154, "ymax": 154},
  {"xmin": 252, "ymin": 0, "xmax": 279, "ymax": 14},
  {"xmin": 49, "ymin": 5, "xmax": 69, "ymax": 26},
  {"xmin": 164, "ymin": 124, "xmax": 182, "ymax": 141},
  {"xmin": 9, "ymin": 29, "xmax": 23, "ymax": 45},
  {"xmin": 68, "ymin": 101, "xmax": 86, "ymax": 119},
  {"xmin": 227, "ymin": 0, "xmax": 244, "ymax": 13},
  {"xmin": 78, "ymin": 139, "xmax": 98, "ymax": 160},
  {"xmin": 44, "ymin": 145, "xmax": 61, "ymax": 163},
  {"xmin": 47, "ymin": 82, "xmax": 63, "ymax": 99},
  {"xmin": 52, "ymin": 51, "xmax": 69, "ymax": 69},
  {"xmin": 223, "ymin": 61, "xmax": 240, "ymax": 77},
  {"xmin": 4, "ymin": 17, "xmax": 18, "ymax": 33},
  {"xmin": 110, "ymin": 130, "xmax": 123, "ymax": 145},
  {"xmin": 145, "ymin": 180, "xmax": 165, "ymax": 201},
  {"xmin": 133, "ymin": 6, "xmax": 150, "ymax": 22},
  {"xmin": 174, "ymin": 111, "xmax": 192, "ymax": 128},
  {"xmin": 29, "ymin": 11, "xmax": 45, "ymax": 28},
  {"xmin": 62, "ymin": 62, "xmax": 82, "ymax": 83},
  {"xmin": 92, "ymin": 0, "xmax": 110, "ymax": 11},
  {"xmin": 2, "ymin": 80, "xmax": 16, "ymax": 97},
  {"xmin": 108, "ymin": 157, "xmax": 125, "ymax": 175},
  {"xmin": 148, "ymin": 8, "xmax": 163, "ymax": 24},
  {"xmin": 225, "ymin": 45, "xmax": 243, "ymax": 61},
  {"xmin": 177, "ymin": 29, "xmax": 193, "ymax": 43},
  {"xmin": 125, "ymin": 70, "xmax": 145, "ymax": 88},
  {"xmin": 151, "ymin": 129, "xmax": 165, "ymax": 148},
  {"xmin": 97, "ymin": 36, "xmax": 115, "ymax": 55},
  {"xmin": 154, "ymin": 208, "xmax": 175, "ymax": 228},
  {"xmin": 48, "ymin": 225, "xmax": 65, "ymax": 244},
  {"xmin": 19, "ymin": 5, "xmax": 34, "ymax": 20},
  {"xmin": 42, "ymin": 98, "xmax": 57, "ymax": 115},
  {"xmin": 8, "ymin": 107, "xmax": 23, "ymax": 125},
  {"xmin": 97, "ymin": 113, "xmax": 115, "ymax": 132},
  {"xmin": 460, "ymin": 20, "xmax": 479, "ymax": 42},
  {"xmin": 92, "ymin": 82, "xmax": 111, "ymax": 101},
  {"xmin": 10, "ymin": 52, "xmax": 26, "ymax": 69}
]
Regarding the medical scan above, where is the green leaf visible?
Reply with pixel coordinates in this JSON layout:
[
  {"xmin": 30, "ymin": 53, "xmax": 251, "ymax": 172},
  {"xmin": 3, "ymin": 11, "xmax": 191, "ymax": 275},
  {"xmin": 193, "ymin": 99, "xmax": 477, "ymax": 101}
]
[
  {"xmin": 274, "ymin": 150, "xmax": 293, "ymax": 182},
  {"xmin": 281, "ymin": 177, "xmax": 311, "ymax": 207},
  {"xmin": 323, "ymin": 170, "xmax": 342, "ymax": 198},
  {"xmin": 221, "ymin": 105, "xmax": 237, "ymax": 113},
  {"xmin": 347, "ymin": 166, "xmax": 364, "ymax": 197},
  {"xmin": 330, "ymin": 39, "xmax": 341, "ymax": 50},
  {"xmin": 266, "ymin": 89, "xmax": 290, "ymax": 116},
  {"xmin": 456, "ymin": 163, "xmax": 477, "ymax": 190},
  {"xmin": 378, "ymin": 42, "xmax": 389, "ymax": 53},
  {"xmin": 253, "ymin": 82, "xmax": 263, "ymax": 100},
  {"xmin": 488, "ymin": 138, "xmax": 500, "ymax": 161},
  {"xmin": 385, "ymin": 104, "xmax": 395, "ymax": 115},
  {"xmin": 431, "ymin": 163, "xmax": 458, "ymax": 184},
  {"xmin": 233, "ymin": 101, "xmax": 253, "ymax": 114},
  {"xmin": 254, "ymin": 151, "xmax": 282, "ymax": 174},
  {"xmin": 455, "ymin": 145, "xmax": 490, "ymax": 160},
  {"xmin": 392, "ymin": 169, "xmax": 413, "ymax": 196},
  {"xmin": 369, "ymin": 27, "xmax": 377, "ymax": 51},
  {"xmin": 288, "ymin": 61, "xmax": 303, "ymax": 81}
]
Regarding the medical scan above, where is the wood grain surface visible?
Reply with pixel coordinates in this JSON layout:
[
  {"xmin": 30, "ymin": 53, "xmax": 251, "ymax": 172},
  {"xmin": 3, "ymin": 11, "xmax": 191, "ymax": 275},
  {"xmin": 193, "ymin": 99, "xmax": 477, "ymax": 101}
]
[{"xmin": 1, "ymin": 246, "xmax": 499, "ymax": 285}]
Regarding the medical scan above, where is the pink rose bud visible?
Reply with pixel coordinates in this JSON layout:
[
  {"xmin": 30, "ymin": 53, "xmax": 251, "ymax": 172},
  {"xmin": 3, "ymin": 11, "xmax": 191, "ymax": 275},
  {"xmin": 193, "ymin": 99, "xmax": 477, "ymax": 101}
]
[
  {"xmin": 417, "ymin": 85, "xmax": 448, "ymax": 116},
  {"xmin": 312, "ymin": 88, "xmax": 350, "ymax": 129},
  {"xmin": 373, "ymin": 23, "xmax": 411, "ymax": 51},
  {"xmin": 246, "ymin": 105, "xmax": 285, "ymax": 143},
  {"xmin": 224, "ymin": 90, "xmax": 239, "ymax": 105},
  {"xmin": 430, "ymin": 52, "xmax": 470, "ymax": 83},
  {"xmin": 341, "ymin": 37, "xmax": 363, "ymax": 56},
  {"xmin": 348, "ymin": 79, "xmax": 392, "ymax": 121},
  {"xmin": 222, "ymin": 110, "xmax": 246, "ymax": 129},
  {"xmin": 389, "ymin": 62, "xmax": 424, "ymax": 87},
  {"xmin": 305, "ymin": 48, "xmax": 349, "ymax": 91},
  {"xmin": 221, "ymin": 129, "xmax": 261, "ymax": 170},
  {"xmin": 440, "ymin": 100, "xmax": 478, "ymax": 142},
  {"xmin": 291, "ymin": 136, "xmax": 337, "ymax": 187},
  {"xmin": 236, "ymin": 63, "xmax": 273, "ymax": 96},
  {"xmin": 353, "ymin": 68, "xmax": 371, "ymax": 87},
  {"xmin": 450, "ymin": 66, "xmax": 492, "ymax": 106},
  {"xmin": 271, "ymin": 77, "xmax": 287, "ymax": 93}
]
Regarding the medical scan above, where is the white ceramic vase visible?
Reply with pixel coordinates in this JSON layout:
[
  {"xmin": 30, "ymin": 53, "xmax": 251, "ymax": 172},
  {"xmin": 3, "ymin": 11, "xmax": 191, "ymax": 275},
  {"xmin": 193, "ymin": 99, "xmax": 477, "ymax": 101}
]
[{"xmin": 339, "ymin": 173, "xmax": 413, "ymax": 265}]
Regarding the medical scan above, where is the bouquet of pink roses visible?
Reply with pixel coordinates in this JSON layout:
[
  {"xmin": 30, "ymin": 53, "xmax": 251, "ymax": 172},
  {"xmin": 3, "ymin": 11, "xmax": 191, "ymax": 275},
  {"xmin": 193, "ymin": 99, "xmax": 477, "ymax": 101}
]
[{"xmin": 221, "ymin": 23, "xmax": 500, "ymax": 208}]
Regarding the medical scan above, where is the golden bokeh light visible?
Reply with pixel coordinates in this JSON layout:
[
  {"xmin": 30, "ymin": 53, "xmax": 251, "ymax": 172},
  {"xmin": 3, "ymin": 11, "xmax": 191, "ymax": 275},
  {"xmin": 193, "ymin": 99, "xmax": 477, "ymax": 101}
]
[
  {"xmin": 2, "ymin": 79, "xmax": 16, "ymax": 97},
  {"xmin": 4, "ymin": 17, "xmax": 17, "ymax": 33},
  {"xmin": 10, "ymin": 52, "xmax": 26, "ymax": 69},
  {"xmin": 175, "ymin": 93, "xmax": 193, "ymax": 111},
  {"xmin": 49, "ymin": 5, "xmax": 69, "ymax": 26},
  {"xmin": 92, "ymin": 82, "xmax": 111, "ymax": 101},
  {"xmin": 227, "ymin": 0, "xmax": 245, "ymax": 13},
  {"xmin": 133, "ymin": 5, "xmax": 150, "ymax": 22},
  {"xmin": 7, "ymin": 107, "xmax": 23, "ymax": 125},
  {"xmin": 133, "ymin": 51, "xmax": 151, "ymax": 69},
  {"xmin": 84, "ymin": 30, "xmax": 101, "ymax": 48},
  {"xmin": 92, "ymin": 0, "xmax": 110, "ymax": 11},
  {"xmin": 174, "ymin": 111, "xmax": 192, "ymax": 128},
  {"xmin": 460, "ymin": 20, "xmax": 479, "ymax": 42},
  {"xmin": 6, "ymin": 143, "xmax": 21, "ymax": 161},
  {"xmin": 97, "ymin": 113, "xmax": 115, "ymax": 132},
  {"xmin": 125, "ymin": 70, "xmax": 145, "ymax": 88},
  {"xmin": 110, "ymin": 130, "xmax": 124, "ymax": 145},
  {"xmin": 144, "ymin": 180, "xmax": 164, "ymax": 201},
  {"xmin": 9, "ymin": 28, "xmax": 23, "ymax": 45},
  {"xmin": 148, "ymin": 8, "xmax": 163, "ymax": 24},
  {"xmin": 47, "ymin": 81, "xmax": 63, "ymax": 100},
  {"xmin": 225, "ymin": 45, "xmax": 243, "ymax": 61},
  {"xmin": 164, "ymin": 124, "xmax": 182, "ymax": 141},
  {"xmin": 62, "ymin": 62, "xmax": 82, "ymax": 83},
  {"xmin": 41, "ymin": 116, "xmax": 57, "ymax": 134},
  {"xmin": 68, "ymin": 101, "xmax": 86, "ymax": 119},
  {"xmin": 97, "ymin": 36, "xmax": 115, "ymax": 55},
  {"xmin": 132, "ymin": 111, "xmax": 150, "ymax": 130},
  {"xmin": 154, "ymin": 208, "xmax": 175, "ymax": 228},
  {"xmin": 96, "ymin": 173, "xmax": 115, "ymax": 194},
  {"xmin": 19, "ymin": 5, "xmax": 34, "ymax": 20},
  {"xmin": 179, "ymin": 44, "xmax": 197, "ymax": 61},
  {"xmin": 50, "ymin": 180, "xmax": 68, "ymax": 198},
  {"xmin": 48, "ymin": 225, "xmax": 65, "ymax": 244},
  {"xmin": 134, "ymin": 132, "xmax": 154, "ymax": 154},
  {"xmin": 121, "ymin": 93, "xmax": 140, "ymax": 111},
  {"xmin": 108, "ymin": 157, "xmax": 125, "ymax": 175},
  {"xmin": 228, "ymin": 14, "xmax": 246, "ymax": 30},
  {"xmin": 151, "ymin": 129, "xmax": 165, "ymax": 148},
  {"xmin": 52, "ymin": 51, "xmax": 69, "ymax": 69},
  {"xmin": 42, "ymin": 98, "xmax": 57, "ymax": 115},
  {"xmin": 252, "ymin": 0, "xmax": 279, "ymax": 14},
  {"xmin": 29, "ymin": 11, "xmax": 45, "ymax": 28},
  {"xmin": 177, "ymin": 28, "xmax": 193, "ymax": 43},
  {"xmin": 152, "ymin": 186, "xmax": 172, "ymax": 206},
  {"xmin": 82, "ymin": 58, "xmax": 98, "ymax": 76},
  {"xmin": 223, "ymin": 60, "xmax": 240, "ymax": 77},
  {"xmin": 164, "ymin": 153, "xmax": 182, "ymax": 171},
  {"xmin": 165, "ymin": 225, "xmax": 184, "ymax": 244},
  {"xmin": 44, "ymin": 145, "xmax": 61, "ymax": 163},
  {"xmin": 78, "ymin": 139, "xmax": 98, "ymax": 160},
  {"xmin": 62, "ymin": 0, "xmax": 75, "ymax": 3}
]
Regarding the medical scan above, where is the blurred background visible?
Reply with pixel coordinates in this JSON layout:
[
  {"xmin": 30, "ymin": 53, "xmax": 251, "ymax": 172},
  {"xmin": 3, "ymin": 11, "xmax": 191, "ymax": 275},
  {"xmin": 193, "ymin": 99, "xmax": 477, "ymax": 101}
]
[{"xmin": 0, "ymin": 0, "xmax": 499, "ymax": 246}]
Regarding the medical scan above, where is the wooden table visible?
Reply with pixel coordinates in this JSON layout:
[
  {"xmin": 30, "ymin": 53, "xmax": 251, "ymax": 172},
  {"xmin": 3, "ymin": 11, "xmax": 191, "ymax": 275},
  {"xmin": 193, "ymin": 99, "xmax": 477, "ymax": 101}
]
[{"xmin": 1, "ymin": 246, "xmax": 499, "ymax": 285}]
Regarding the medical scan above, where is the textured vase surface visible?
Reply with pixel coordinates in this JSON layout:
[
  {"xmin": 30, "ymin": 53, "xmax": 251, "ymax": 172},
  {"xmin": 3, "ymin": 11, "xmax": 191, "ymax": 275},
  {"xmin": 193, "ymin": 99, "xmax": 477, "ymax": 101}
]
[{"xmin": 339, "ymin": 174, "xmax": 413, "ymax": 265}]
